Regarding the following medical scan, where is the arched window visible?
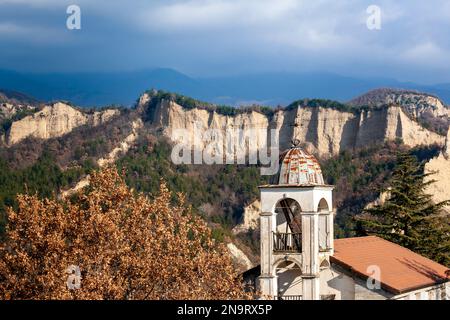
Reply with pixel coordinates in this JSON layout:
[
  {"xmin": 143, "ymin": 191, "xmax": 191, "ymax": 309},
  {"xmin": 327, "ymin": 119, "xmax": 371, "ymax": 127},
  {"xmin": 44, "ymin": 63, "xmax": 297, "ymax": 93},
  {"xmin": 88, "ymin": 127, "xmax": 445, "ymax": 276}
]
[
  {"xmin": 318, "ymin": 198, "xmax": 329, "ymax": 212},
  {"xmin": 275, "ymin": 198, "xmax": 302, "ymax": 233},
  {"xmin": 274, "ymin": 198, "xmax": 302, "ymax": 252},
  {"xmin": 318, "ymin": 198, "xmax": 330, "ymax": 251}
]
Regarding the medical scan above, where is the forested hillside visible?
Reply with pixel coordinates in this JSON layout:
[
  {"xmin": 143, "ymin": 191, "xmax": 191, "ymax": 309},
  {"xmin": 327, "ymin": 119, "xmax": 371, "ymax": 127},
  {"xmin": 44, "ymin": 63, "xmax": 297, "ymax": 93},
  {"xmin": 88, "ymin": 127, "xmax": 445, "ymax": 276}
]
[{"xmin": 0, "ymin": 88, "xmax": 448, "ymax": 267}]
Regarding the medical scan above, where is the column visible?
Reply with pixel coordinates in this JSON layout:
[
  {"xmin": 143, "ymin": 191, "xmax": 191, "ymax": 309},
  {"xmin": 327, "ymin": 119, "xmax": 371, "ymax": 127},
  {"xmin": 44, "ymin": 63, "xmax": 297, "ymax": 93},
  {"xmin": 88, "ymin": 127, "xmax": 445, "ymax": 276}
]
[
  {"xmin": 259, "ymin": 211, "xmax": 277, "ymax": 299},
  {"xmin": 327, "ymin": 211, "xmax": 334, "ymax": 253},
  {"xmin": 301, "ymin": 212, "xmax": 320, "ymax": 300}
]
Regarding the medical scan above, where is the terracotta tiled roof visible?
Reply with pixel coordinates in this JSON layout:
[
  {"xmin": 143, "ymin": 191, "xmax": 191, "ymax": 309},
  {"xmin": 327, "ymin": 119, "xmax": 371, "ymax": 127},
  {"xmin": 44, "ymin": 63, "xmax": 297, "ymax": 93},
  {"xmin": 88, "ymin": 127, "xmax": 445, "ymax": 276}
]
[{"xmin": 332, "ymin": 236, "xmax": 450, "ymax": 294}]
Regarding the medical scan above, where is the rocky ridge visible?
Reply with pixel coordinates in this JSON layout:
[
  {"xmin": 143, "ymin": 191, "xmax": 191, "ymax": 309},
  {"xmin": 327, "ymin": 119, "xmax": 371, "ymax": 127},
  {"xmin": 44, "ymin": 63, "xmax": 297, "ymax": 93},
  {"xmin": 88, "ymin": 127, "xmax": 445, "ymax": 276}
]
[
  {"xmin": 144, "ymin": 94, "xmax": 446, "ymax": 159},
  {"xmin": 349, "ymin": 88, "xmax": 449, "ymax": 135},
  {"xmin": 4, "ymin": 102, "xmax": 119, "ymax": 145},
  {"xmin": 349, "ymin": 88, "xmax": 450, "ymax": 119}
]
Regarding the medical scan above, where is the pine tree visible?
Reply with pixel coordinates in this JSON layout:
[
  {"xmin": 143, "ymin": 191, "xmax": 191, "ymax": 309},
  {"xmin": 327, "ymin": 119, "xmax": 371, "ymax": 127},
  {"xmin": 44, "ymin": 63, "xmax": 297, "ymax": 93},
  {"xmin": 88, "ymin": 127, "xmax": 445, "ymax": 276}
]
[{"xmin": 358, "ymin": 152, "xmax": 450, "ymax": 266}]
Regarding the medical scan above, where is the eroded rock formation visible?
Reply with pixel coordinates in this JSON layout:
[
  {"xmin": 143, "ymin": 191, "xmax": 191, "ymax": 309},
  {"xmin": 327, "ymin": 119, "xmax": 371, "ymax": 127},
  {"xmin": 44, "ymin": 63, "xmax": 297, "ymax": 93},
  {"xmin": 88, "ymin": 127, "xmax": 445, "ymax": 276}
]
[
  {"xmin": 6, "ymin": 102, "xmax": 119, "ymax": 145},
  {"xmin": 424, "ymin": 128, "xmax": 450, "ymax": 212},
  {"xmin": 145, "ymin": 95, "xmax": 445, "ymax": 159},
  {"xmin": 232, "ymin": 199, "xmax": 261, "ymax": 234}
]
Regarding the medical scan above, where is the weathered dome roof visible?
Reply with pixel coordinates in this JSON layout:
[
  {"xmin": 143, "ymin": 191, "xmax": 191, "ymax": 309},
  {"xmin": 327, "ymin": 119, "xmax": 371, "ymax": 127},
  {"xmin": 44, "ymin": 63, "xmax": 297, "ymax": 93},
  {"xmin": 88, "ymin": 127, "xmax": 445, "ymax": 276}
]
[{"xmin": 274, "ymin": 146, "xmax": 325, "ymax": 185}]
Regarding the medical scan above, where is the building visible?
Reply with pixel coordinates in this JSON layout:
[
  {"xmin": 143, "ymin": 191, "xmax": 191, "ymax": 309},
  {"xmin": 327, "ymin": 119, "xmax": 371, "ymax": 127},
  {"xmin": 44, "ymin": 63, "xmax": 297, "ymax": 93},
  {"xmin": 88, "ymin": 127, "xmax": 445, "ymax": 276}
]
[{"xmin": 249, "ymin": 144, "xmax": 450, "ymax": 300}]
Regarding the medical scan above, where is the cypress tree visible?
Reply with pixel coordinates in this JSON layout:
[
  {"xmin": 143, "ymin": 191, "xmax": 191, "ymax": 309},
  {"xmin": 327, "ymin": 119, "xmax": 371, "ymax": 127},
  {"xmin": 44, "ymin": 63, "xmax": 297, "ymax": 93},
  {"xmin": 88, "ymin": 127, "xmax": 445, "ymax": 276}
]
[{"xmin": 358, "ymin": 152, "xmax": 450, "ymax": 266}]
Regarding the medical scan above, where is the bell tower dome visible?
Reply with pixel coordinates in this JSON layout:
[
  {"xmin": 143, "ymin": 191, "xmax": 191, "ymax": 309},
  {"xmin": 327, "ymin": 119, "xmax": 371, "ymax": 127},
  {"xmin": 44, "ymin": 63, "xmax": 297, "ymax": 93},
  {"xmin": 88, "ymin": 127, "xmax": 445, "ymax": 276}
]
[
  {"xmin": 274, "ymin": 146, "xmax": 325, "ymax": 185},
  {"xmin": 258, "ymin": 143, "xmax": 334, "ymax": 300}
]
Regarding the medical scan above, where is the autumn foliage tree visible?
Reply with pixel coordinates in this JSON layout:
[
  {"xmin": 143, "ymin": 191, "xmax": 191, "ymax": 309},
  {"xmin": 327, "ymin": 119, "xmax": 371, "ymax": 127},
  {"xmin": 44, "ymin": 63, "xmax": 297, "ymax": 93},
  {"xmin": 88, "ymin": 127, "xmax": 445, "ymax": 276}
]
[{"xmin": 0, "ymin": 167, "xmax": 251, "ymax": 300}]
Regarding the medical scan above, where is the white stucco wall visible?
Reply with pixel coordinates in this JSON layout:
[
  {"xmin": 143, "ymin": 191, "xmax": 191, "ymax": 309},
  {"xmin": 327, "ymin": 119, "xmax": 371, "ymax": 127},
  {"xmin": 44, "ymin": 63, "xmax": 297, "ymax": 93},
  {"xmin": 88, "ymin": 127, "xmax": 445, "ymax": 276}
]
[
  {"xmin": 260, "ymin": 186, "xmax": 333, "ymax": 214},
  {"xmin": 320, "ymin": 265, "xmax": 355, "ymax": 300},
  {"xmin": 354, "ymin": 279, "xmax": 392, "ymax": 300},
  {"xmin": 394, "ymin": 283, "xmax": 449, "ymax": 300},
  {"xmin": 324, "ymin": 264, "xmax": 449, "ymax": 300}
]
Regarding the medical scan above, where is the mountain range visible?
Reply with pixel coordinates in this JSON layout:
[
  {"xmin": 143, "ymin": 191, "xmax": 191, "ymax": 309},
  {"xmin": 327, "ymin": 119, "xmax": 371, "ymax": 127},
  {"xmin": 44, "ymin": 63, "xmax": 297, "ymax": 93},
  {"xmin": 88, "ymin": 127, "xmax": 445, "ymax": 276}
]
[{"xmin": 2, "ymin": 68, "xmax": 450, "ymax": 107}]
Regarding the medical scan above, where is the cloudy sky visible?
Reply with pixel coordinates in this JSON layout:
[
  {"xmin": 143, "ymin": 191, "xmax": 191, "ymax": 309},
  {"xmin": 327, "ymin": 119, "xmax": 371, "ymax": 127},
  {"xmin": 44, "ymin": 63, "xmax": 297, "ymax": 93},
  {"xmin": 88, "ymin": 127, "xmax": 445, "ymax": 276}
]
[{"xmin": 1, "ymin": 0, "xmax": 450, "ymax": 83}]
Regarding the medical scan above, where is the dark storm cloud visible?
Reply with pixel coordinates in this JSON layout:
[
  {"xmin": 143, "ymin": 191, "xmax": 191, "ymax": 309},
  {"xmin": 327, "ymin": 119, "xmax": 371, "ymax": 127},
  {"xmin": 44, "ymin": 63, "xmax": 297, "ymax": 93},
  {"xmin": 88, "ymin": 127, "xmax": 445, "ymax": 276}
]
[{"xmin": 0, "ymin": 0, "xmax": 450, "ymax": 82}]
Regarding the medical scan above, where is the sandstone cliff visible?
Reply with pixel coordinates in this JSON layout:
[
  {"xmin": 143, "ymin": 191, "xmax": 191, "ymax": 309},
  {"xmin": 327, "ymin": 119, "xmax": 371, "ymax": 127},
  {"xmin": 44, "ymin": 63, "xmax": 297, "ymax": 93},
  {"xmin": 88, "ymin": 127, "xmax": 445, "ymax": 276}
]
[
  {"xmin": 364, "ymin": 189, "xmax": 392, "ymax": 210},
  {"xmin": 424, "ymin": 128, "xmax": 450, "ymax": 212},
  {"xmin": 232, "ymin": 199, "xmax": 261, "ymax": 234},
  {"xmin": 445, "ymin": 129, "xmax": 450, "ymax": 158},
  {"xmin": 6, "ymin": 102, "xmax": 119, "ymax": 145},
  {"xmin": 144, "ymin": 95, "xmax": 445, "ymax": 158},
  {"xmin": 226, "ymin": 242, "xmax": 253, "ymax": 272}
]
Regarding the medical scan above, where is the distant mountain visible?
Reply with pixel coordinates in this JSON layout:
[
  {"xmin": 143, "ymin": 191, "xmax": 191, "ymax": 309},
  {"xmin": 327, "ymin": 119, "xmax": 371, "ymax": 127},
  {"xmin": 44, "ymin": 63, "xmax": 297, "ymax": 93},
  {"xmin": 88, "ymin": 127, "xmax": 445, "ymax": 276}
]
[
  {"xmin": 0, "ymin": 89, "xmax": 40, "ymax": 106},
  {"xmin": 1, "ymin": 68, "xmax": 450, "ymax": 107},
  {"xmin": 0, "ymin": 89, "xmax": 40, "ymax": 128},
  {"xmin": 0, "ymin": 68, "xmax": 200, "ymax": 107}
]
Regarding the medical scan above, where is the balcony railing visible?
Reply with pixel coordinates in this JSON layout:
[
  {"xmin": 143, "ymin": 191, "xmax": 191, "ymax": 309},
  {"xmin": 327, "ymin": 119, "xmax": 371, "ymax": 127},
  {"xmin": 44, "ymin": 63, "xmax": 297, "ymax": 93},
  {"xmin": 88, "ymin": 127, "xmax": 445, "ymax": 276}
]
[
  {"xmin": 276, "ymin": 295, "xmax": 303, "ymax": 300},
  {"xmin": 273, "ymin": 232, "xmax": 301, "ymax": 252}
]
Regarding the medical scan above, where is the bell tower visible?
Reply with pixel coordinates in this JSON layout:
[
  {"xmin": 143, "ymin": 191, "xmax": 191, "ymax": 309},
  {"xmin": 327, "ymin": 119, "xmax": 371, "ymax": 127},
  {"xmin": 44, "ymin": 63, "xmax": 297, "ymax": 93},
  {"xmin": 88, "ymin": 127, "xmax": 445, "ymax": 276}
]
[{"xmin": 258, "ymin": 145, "xmax": 334, "ymax": 300}]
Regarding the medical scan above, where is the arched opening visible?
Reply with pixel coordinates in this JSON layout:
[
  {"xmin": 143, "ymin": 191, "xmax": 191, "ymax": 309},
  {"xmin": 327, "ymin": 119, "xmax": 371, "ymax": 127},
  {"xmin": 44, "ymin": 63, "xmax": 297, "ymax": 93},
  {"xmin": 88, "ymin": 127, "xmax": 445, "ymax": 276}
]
[
  {"xmin": 318, "ymin": 198, "xmax": 330, "ymax": 251},
  {"xmin": 318, "ymin": 198, "xmax": 329, "ymax": 212},
  {"xmin": 320, "ymin": 259, "xmax": 330, "ymax": 270},
  {"xmin": 275, "ymin": 198, "xmax": 302, "ymax": 232},
  {"xmin": 275, "ymin": 260, "xmax": 302, "ymax": 300},
  {"xmin": 319, "ymin": 260, "xmax": 337, "ymax": 300},
  {"xmin": 274, "ymin": 198, "xmax": 302, "ymax": 252}
]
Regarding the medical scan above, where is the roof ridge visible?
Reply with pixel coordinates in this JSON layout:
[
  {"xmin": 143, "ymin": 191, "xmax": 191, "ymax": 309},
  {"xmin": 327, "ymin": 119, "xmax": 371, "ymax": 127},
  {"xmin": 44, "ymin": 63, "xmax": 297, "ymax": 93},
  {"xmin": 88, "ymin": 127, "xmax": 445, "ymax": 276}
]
[{"xmin": 334, "ymin": 235, "xmax": 379, "ymax": 242}]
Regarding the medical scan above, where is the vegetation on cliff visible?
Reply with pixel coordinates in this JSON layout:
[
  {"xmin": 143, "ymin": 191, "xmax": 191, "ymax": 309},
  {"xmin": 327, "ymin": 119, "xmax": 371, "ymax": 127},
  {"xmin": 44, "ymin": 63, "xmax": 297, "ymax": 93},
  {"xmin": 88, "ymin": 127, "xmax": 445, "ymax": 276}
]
[
  {"xmin": 144, "ymin": 89, "xmax": 278, "ymax": 118},
  {"xmin": 116, "ymin": 135, "xmax": 268, "ymax": 246},
  {"xmin": 144, "ymin": 89, "xmax": 399, "ymax": 120},
  {"xmin": 0, "ymin": 152, "xmax": 90, "ymax": 237}
]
